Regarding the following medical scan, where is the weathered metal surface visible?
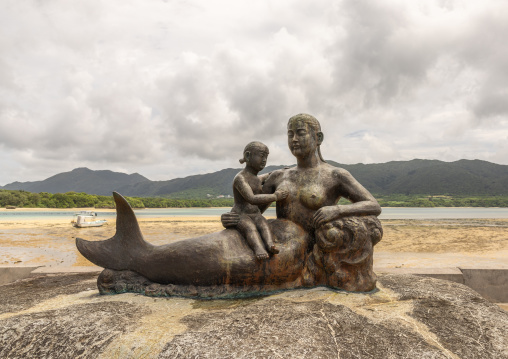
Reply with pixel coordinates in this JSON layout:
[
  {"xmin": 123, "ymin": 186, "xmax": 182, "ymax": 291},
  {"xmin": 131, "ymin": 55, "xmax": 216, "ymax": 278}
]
[
  {"xmin": 76, "ymin": 114, "xmax": 383, "ymax": 295},
  {"xmin": 232, "ymin": 141, "xmax": 287, "ymax": 260}
]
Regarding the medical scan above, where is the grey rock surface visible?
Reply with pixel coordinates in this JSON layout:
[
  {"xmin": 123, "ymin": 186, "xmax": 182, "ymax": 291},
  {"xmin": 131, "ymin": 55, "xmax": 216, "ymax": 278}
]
[{"xmin": 0, "ymin": 273, "xmax": 507, "ymax": 358}]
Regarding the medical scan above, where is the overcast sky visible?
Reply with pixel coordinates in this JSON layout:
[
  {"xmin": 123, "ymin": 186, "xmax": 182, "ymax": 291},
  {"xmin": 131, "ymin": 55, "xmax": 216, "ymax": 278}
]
[{"xmin": 1, "ymin": 0, "xmax": 507, "ymax": 184}]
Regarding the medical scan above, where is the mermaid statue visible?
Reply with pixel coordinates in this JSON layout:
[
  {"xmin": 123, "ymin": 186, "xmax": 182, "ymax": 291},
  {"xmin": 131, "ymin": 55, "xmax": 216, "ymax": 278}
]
[{"xmin": 76, "ymin": 114, "xmax": 383, "ymax": 298}]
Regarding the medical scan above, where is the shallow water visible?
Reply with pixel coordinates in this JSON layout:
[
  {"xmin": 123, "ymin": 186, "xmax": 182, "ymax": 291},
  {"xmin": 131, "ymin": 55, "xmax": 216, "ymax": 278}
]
[
  {"xmin": 379, "ymin": 207, "xmax": 508, "ymax": 219},
  {"xmin": 1, "ymin": 207, "xmax": 508, "ymax": 221}
]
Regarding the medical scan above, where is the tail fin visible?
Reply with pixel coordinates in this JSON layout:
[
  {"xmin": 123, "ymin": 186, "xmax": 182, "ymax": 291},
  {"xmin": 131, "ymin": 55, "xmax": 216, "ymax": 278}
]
[{"xmin": 76, "ymin": 192, "xmax": 150, "ymax": 270}]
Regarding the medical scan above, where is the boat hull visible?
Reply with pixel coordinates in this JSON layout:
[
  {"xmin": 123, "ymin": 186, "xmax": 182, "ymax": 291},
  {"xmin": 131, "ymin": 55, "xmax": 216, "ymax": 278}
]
[{"xmin": 73, "ymin": 220, "xmax": 107, "ymax": 228}]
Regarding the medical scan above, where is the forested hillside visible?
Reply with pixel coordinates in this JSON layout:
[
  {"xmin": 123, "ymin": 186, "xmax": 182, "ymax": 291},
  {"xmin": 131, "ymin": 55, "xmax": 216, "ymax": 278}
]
[
  {"xmin": 1, "ymin": 190, "xmax": 506, "ymax": 208},
  {"xmin": 1, "ymin": 168, "xmax": 148, "ymax": 196},
  {"xmin": 2, "ymin": 159, "xmax": 508, "ymax": 199},
  {"xmin": 114, "ymin": 159, "xmax": 508, "ymax": 197},
  {"xmin": 0, "ymin": 190, "xmax": 234, "ymax": 209},
  {"xmin": 329, "ymin": 159, "xmax": 508, "ymax": 195}
]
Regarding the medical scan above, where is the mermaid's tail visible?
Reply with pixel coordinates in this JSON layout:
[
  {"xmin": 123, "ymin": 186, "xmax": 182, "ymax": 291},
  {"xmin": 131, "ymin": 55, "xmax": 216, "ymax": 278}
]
[
  {"xmin": 76, "ymin": 192, "xmax": 151, "ymax": 270},
  {"xmin": 76, "ymin": 192, "xmax": 311, "ymax": 288}
]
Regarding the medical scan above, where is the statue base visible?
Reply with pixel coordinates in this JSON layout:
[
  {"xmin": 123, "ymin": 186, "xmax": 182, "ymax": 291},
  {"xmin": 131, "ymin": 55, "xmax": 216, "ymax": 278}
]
[{"xmin": 97, "ymin": 268, "xmax": 307, "ymax": 299}]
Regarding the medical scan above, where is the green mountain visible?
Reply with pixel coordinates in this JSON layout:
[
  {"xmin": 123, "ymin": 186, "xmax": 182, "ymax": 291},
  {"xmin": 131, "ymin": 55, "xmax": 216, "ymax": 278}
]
[
  {"xmin": 115, "ymin": 168, "xmax": 243, "ymax": 198},
  {"xmin": 330, "ymin": 159, "xmax": 508, "ymax": 195},
  {"xmin": 0, "ymin": 167, "xmax": 148, "ymax": 196},
  {"xmin": 117, "ymin": 159, "xmax": 508, "ymax": 197},
  {"xmin": 2, "ymin": 159, "xmax": 507, "ymax": 198}
]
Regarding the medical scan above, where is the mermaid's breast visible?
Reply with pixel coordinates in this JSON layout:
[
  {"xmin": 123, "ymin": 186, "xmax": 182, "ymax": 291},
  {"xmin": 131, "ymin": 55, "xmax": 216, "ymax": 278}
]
[{"xmin": 298, "ymin": 183, "xmax": 328, "ymax": 210}]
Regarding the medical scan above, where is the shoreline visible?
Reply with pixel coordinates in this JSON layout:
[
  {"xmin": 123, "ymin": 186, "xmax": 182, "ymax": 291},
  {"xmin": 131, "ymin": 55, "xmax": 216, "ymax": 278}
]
[
  {"xmin": 2, "ymin": 216, "xmax": 508, "ymax": 228},
  {"xmin": 1, "ymin": 206, "xmax": 508, "ymax": 211}
]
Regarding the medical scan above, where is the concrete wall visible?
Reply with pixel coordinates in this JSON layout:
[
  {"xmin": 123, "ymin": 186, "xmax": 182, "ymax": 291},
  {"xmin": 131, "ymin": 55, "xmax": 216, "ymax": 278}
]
[
  {"xmin": 0, "ymin": 266, "xmax": 40, "ymax": 285},
  {"xmin": 376, "ymin": 266, "xmax": 508, "ymax": 303},
  {"xmin": 460, "ymin": 268, "xmax": 508, "ymax": 303}
]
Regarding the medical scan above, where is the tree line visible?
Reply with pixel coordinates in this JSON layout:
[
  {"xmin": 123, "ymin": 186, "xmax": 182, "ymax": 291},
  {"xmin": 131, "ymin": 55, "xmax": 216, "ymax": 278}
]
[
  {"xmin": 1, "ymin": 189, "xmax": 507, "ymax": 208},
  {"xmin": 0, "ymin": 190, "xmax": 234, "ymax": 209},
  {"xmin": 375, "ymin": 194, "xmax": 508, "ymax": 208}
]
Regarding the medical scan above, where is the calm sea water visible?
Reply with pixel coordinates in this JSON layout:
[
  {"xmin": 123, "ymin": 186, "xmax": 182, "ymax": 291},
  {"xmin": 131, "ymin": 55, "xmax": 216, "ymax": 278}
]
[{"xmin": 1, "ymin": 207, "xmax": 508, "ymax": 221}]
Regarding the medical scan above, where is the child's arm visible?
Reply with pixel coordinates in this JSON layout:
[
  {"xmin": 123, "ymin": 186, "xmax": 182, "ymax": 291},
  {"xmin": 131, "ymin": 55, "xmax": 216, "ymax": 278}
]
[{"xmin": 234, "ymin": 175, "xmax": 287, "ymax": 205}]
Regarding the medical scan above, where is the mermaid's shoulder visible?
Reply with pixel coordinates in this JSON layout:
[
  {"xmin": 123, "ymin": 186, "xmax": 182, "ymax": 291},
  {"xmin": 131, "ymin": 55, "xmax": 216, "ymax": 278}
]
[
  {"xmin": 320, "ymin": 162, "xmax": 353, "ymax": 180},
  {"xmin": 265, "ymin": 166, "xmax": 293, "ymax": 183}
]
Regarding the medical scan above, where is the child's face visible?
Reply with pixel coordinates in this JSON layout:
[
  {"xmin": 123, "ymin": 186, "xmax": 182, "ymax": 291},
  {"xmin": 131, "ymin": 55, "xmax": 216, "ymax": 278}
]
[{"xmin": 248, "ymin": 147, "xmax": 269, "ymax": 172}]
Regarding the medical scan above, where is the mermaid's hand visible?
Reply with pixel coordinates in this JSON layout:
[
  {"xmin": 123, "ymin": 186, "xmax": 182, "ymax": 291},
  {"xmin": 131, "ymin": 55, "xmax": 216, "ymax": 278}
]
[
  {"xmin": 221, "ymin": 212, "xmax": 240, "ymax": 229},
  {"xmin": 313, "ymin": 205, "xmax": 342, "ymax": 229}
]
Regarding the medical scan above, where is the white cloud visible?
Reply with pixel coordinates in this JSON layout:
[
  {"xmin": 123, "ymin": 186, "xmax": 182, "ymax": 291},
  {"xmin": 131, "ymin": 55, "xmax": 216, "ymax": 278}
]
[{"xmin": 0, "ymin": 0, "xmax": 507, "ymax": 184}]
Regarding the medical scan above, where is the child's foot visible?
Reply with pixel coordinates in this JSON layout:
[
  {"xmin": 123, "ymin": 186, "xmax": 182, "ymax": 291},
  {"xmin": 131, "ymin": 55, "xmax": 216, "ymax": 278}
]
[
  {"xmin": 255, "ymin": 251, "xmax": 269, "ymax": 260},
  {"xmin": 268, "ymin": 245, "xmax": 279, "ymax": 254}
]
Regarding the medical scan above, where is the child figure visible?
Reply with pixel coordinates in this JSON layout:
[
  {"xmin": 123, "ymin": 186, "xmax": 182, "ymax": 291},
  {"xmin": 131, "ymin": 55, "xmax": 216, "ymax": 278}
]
[{"xmin": 232, "ymin": 141, "xmax": 288, "ymax": 260}]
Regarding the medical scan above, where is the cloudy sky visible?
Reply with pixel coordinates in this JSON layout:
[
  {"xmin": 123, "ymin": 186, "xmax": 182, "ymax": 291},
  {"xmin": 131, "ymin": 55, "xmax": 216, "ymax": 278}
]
[{"xmin": 1, "ymin": 0, "xmax": 507, "ymax": 184}]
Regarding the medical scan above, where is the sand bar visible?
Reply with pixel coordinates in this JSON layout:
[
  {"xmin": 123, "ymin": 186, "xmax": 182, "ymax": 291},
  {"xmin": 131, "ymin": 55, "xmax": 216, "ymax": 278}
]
[{"xmin": 0, "ymin": 217, "xmax": 507, "ymax": 269}]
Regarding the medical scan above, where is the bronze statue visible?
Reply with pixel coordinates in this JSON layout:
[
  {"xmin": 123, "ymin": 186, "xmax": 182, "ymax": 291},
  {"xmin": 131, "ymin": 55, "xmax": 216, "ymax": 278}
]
[
  {"xmin": 76, "ymin": 114, "xmax": 382, "ymax": 297},
  {"xmin": 233, "ymin": 141, "xmax": 288, "ymax": 260}
]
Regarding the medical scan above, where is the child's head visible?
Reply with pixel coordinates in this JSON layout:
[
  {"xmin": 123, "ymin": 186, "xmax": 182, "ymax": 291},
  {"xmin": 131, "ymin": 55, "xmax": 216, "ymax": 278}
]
[{"xmin": 239, "ymin": 141, "xmax": 269, "ymax": 171}]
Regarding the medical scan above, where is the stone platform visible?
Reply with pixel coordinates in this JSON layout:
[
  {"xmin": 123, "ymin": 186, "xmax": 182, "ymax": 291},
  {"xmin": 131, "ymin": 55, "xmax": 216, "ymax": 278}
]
[
  {"xmin": 5, "ymin": 264, "xmax": 508, "ymax": 302},
  {"xmin": 1, "ymin": 272, "xmax": 507, "ymax": 358}
]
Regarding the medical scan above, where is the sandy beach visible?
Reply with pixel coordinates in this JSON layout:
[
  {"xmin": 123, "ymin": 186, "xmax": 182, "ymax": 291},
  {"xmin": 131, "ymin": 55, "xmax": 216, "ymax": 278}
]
[
  {"xmin": 0, "ymin": 207, "xmax": 116, "ymax": 212},
  {"xmin": 0, "ymin": 214, "xmax": 507, "ymax": 269}
]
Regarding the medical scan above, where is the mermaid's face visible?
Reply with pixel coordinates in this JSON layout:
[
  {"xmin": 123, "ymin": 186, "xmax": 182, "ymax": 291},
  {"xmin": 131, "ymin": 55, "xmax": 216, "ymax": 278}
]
[{"xmin": 287, "ymin": 121, "xmax": 319, "ymax": 158}]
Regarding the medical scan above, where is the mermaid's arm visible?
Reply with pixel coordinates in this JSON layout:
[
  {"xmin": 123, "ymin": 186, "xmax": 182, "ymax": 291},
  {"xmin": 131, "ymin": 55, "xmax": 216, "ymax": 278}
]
[
  {"xmin": 221, "ymin": 212, "xmax": 240, "ymax": 228},
  {"xmin": 312, "ymin": 168, "xmax": 381, "ymax": 228}
]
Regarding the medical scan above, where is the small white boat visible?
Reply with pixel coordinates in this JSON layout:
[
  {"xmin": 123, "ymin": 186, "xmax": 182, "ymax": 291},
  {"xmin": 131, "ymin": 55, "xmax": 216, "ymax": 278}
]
[{"xmin": 72, "ymin": 211, "xmax": 107, "ymax": 228}]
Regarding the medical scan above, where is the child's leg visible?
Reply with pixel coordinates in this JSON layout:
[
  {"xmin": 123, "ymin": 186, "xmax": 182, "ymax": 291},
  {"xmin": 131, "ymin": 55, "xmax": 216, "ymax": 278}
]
[
  {"xmin": 253, "ymin": 214, "xmax": 279, "ymax": 255},
  {"xmin": 237, "ymin": 214, "xmax": 269, "ymax": 260}
]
